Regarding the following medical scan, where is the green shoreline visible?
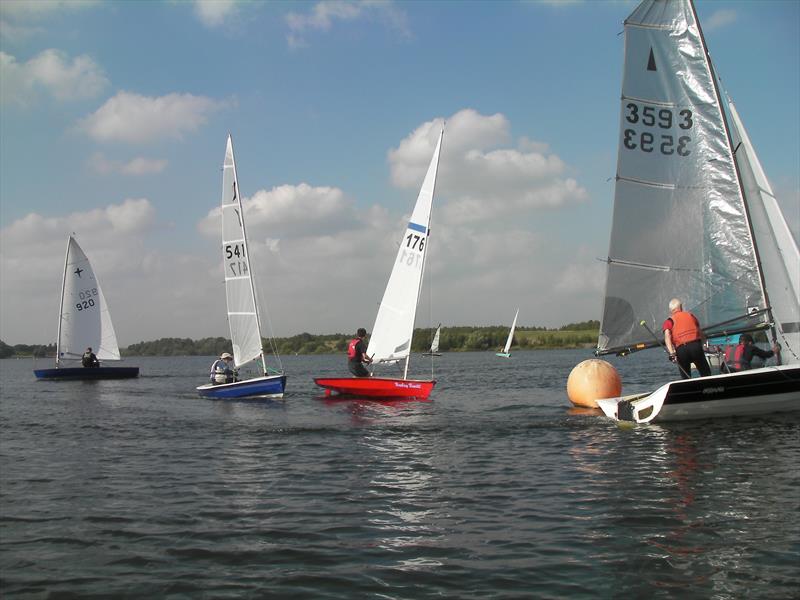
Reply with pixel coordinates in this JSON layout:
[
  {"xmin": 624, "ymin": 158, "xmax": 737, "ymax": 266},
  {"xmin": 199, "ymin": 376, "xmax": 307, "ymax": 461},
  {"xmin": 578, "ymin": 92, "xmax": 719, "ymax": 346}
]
[{"xmin": 1, "ymin": 322, "xmax": 599, "ymax": 359}]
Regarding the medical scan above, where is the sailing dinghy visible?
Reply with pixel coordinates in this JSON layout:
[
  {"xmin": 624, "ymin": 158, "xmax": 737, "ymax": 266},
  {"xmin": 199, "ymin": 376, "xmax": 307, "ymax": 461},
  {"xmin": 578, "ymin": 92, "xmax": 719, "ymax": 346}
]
[
  {"xmin": 315, "ymin": 128, "xmax": 444, "ymax": 400},
  {"xmin": 34, "ymin": 236, "xmax": 139, "ymax": 380},
  {"xmin": 594, "ymin": 0, "xmax": 799, "ymax": 423},
  {"xmin": 422, "ymin": 324, "xmax": 442, "ymax": 357},
  {"xmin": 496, "ymin": 308, "xmax": 519, "ymax": 358},
  {"xmin": 196, "ymin": 135, "xmax": 286, "ymax": 399}
]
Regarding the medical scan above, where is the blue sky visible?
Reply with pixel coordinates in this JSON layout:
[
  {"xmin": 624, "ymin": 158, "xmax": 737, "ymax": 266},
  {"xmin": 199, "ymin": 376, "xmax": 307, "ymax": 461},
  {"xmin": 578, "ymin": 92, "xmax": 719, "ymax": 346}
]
[{"xmin": 1, "ymin": 0, "xmax": 798, "ymax": 346}]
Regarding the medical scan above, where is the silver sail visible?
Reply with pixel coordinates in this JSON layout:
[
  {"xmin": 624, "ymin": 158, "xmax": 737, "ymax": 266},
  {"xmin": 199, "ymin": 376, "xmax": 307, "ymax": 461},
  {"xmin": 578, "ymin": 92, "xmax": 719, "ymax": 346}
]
[{"xmin": 598, "ymin": 0, "xmax": 768, "ymax": 354}]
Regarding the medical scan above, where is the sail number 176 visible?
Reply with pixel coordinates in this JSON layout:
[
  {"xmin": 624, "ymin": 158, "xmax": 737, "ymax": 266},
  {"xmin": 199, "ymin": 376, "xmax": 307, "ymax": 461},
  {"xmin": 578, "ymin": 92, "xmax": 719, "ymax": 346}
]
[{"xmin": 399, "ymin": 232, "xmax": 426, "ymax": 269}]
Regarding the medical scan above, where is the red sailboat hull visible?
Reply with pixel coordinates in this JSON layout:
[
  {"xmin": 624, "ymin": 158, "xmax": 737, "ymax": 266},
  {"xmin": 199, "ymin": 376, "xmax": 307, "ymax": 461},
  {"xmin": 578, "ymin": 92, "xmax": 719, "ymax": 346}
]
[{"xmin": 314, "ymin": 377, "xmax": 436, "ymax": 400}]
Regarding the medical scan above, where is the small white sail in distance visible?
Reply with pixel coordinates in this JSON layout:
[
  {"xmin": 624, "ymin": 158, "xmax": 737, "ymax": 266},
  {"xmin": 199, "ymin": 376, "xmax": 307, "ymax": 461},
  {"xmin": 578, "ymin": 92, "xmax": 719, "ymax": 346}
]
[
  {"xmin": 367, "ymin": 127, "xmax": 444, "ymax": 367},
  {"xmin": 501, "ymin": 308, "xmax": 519, "ymax": 355},
  {"xmin": 430, "ymin": 324, "xmax": 441, "ymax": 353},
  {"xmin": 57, "ymin": 235, "xmax": 121, "ymax": 365}
]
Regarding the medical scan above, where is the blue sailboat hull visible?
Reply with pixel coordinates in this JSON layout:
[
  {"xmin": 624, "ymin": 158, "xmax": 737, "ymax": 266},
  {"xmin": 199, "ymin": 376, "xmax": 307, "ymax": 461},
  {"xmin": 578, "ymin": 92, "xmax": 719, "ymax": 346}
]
[
  {"xmin": 196, "ymin": 374, "xmax": 287, "ymax": 399},
  {"xmin": 34, "ymin": 367, "xmax": 139, "ymax": 380}
]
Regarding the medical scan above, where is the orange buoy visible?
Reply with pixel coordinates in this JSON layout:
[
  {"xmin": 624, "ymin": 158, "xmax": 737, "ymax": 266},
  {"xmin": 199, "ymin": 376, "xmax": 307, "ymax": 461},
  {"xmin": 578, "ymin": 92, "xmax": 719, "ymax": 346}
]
[{"xmin": 566, "ymin": 359, "xmax": 622, "ymax": 408}]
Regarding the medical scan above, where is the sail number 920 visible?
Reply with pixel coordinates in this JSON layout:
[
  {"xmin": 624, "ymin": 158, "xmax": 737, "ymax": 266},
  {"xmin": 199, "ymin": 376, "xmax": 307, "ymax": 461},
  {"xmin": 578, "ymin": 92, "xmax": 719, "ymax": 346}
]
[
  {"xmin": 75, "ymin": 287, "xmax": 98, "ymax": 311},
  {"xmin": 623, "ymin": 102, "xmax": 693, "ymax": 157}
]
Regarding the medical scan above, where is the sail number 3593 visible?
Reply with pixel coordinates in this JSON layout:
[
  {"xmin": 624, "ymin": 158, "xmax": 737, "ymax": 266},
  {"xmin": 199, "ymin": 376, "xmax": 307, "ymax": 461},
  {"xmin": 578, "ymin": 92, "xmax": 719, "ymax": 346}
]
[
  {"xmin": 225, "ymin": 243, "xmax": 248, "ymax": 277},
  {"xmin": 623, "ymin": 103, "xmax": 693, "ymax": 157}
]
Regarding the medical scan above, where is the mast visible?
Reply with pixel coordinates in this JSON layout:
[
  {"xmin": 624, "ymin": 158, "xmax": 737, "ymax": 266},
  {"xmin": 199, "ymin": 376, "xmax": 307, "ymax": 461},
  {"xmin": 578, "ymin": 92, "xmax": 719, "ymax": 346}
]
[
  {"xmin": 688, "ymin": 0, "xmax": 774, "ymax": 351},
  {"xmin": 55, "ymin": 236, "xmax": 72, "ymax": 368},
  {"xmin": 228, "ymin": 134, "xmax": 269, "ymax": 376},
  {"xmin": 404, "ymin": 126, "xmax": 443, "ymax": 380}
]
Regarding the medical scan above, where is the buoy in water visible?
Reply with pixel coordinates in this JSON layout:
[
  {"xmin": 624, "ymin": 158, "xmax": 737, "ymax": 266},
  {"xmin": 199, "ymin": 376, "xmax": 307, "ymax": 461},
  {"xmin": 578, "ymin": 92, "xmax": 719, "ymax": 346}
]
[{"xmin": 567, "ymin": 359, "xmax": 622, "ymax": 408}]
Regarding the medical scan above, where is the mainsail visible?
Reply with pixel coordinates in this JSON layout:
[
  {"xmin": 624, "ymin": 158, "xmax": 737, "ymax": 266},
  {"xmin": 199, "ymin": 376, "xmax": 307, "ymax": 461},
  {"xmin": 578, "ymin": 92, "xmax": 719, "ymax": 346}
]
[
  {"xmin": 598, "ymin": 0, "xmax": 770, "ymax": 355},
  {"xmin": 502, "ymin": 309, "xmax": 519, "ymax": 354},
  {"xmin": 220, "ymin": 135, "xmax": 265, "ymax": 369},
  {"xmin": 429, "ymin": 324, "xmax": 441, "ymax": 354},
  {"xmin": 57, "ymin": 236, "xmax": 121, "ymax": 365},
  {"xmin": 368, "ymin": 128, "xmax": 444, "ymax": 369}
]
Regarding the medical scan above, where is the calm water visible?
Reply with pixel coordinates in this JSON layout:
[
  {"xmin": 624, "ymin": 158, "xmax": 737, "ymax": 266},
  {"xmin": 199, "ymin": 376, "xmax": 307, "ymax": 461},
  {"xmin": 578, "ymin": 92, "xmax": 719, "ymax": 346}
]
[{"xmin": 1, "ymin": 350, "xmax": 798, "ymax": 599}]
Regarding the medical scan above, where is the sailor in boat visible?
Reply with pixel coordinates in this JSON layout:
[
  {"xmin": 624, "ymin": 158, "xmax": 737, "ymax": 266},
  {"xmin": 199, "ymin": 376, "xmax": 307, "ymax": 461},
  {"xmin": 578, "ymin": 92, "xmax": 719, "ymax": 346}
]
[
  {"xmin": 663, "ymin": 298, "xmax": 711, "ymax": 379},
  {"xmin": 81, "ymin": 347, "xmax": 100, "ymax": 368},
  {"xmin": 347, "ymin": 328, "xmax": 373, "ymax": 377},
  {"xmin": 721, "ymin": 334, "xmax": 781, "ymax": 374},
  {"xmin": 209, "ymin": 352, "xmax": 236, "ymax": 384}
]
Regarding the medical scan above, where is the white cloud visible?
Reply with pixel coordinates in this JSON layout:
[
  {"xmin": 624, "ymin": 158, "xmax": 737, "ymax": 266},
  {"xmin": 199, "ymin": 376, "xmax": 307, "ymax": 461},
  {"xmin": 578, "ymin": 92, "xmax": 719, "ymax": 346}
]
[
  {"xmin": 88, "ymin": 153, "xmax": 168, "ymax": 175},
  {"xmin": 390, "ymin": 109, "xmax": 588, "ymax": 225},
  {"xmin": 0, "ymin": 49, "xmax": 108, "ymax": 105},
  {"xmin": 286, "ymin": 0, "xmax": 410, "ymax": 48},
  {"xmin": 0, "ymin": 0, "xmax": 101, "ymax": 19},
  {"xmin": 78, "ymin": 91, "xmax": 226, "ymax": 143},
  {"xmin": 704, "ymin": 9, "xmax": 737, "ymax": 32},
  {"xmin": 0, "ymin": 19, "xmax": 43, "ymax": 44},
  {"xmin": 193, "ymin": 0, "xmax": 238, "ymax": 28}
]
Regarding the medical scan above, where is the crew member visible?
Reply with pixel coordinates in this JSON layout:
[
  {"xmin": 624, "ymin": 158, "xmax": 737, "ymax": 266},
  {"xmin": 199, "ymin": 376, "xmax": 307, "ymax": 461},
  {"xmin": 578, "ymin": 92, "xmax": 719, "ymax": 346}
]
[
  {"xmin": 209, "ymin": 352, "xmax": 236, "ymax": 384},
  {"xmin": 723, "ymin": 334, "xmax": 780, "ymax": 372},
  {"xmin": 663, "ymin": 298, "xmax": 711, "ymax": 379},
  {"xmin": 82, "ymin": 347, "xmax": 99, "ymax": 368},
  {"xmin": 347, "ymin": 328, "xmax": 373, "ymax": 377}
]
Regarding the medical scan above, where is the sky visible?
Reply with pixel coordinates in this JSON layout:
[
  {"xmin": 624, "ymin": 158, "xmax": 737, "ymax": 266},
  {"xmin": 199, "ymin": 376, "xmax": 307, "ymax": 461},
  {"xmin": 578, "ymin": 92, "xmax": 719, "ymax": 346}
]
[{"xmin": 0, "ymin": 0, "xmax": 798, "ymax": 346}]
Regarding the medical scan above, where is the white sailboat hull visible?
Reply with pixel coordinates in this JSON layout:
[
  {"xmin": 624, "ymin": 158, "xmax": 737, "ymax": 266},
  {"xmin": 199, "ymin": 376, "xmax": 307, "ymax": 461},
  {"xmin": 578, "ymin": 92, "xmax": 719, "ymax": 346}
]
[{"xmin": 597, "ymin": 365, "xmax": 800, "ymax": 423}]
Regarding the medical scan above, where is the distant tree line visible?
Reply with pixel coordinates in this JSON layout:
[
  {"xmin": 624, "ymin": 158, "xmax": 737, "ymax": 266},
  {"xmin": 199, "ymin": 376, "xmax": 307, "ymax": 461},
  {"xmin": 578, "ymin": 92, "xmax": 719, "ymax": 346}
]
[{"xmin": 0, "ymin": 322, "xmax": 600, "ymax": 359}]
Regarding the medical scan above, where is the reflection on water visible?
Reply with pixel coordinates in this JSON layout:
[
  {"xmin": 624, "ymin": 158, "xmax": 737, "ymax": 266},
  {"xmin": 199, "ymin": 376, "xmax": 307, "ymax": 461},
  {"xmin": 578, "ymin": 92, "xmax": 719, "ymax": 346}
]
[{"xmin": 1, "ymin": 352, "xmax": 798, "ymax": 598}]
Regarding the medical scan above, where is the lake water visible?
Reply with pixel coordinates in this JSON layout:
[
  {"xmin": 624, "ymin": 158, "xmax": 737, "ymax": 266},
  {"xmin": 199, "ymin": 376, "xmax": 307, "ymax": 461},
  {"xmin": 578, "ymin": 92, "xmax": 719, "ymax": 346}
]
[{"xmin": 2, "ymin": 350, "xmax": 798, "ymax": 598}]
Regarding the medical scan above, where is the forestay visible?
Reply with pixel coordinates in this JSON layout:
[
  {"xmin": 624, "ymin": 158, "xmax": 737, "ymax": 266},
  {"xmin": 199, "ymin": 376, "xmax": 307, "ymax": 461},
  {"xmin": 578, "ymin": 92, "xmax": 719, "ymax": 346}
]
[
  {"xmin": 368, "ymin": 129, "xmax": 443, "ymax": 364},
  {"xmin": 598, "ymin": 0, "xmax": 767, "ymax": 354},
  {"xmin": 58, "ymin": 236, "xmax": 121, "ymax": 365},
  {"xmin": 221, "ymin": 136, "xmax": 264, "ymax": 368}
]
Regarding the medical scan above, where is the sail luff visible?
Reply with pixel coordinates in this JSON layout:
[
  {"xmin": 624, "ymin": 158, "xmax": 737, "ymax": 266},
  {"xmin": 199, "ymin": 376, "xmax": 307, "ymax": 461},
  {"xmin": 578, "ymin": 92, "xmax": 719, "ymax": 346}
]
[{"xmin": 55, "ymin": 236, "xmax": 71, "ymax": 367}]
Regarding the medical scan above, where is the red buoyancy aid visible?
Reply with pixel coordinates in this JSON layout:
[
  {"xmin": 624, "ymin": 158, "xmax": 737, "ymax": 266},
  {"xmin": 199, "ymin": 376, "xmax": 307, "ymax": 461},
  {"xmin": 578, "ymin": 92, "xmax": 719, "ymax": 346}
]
[
  {"xmin": 670, "ymin": 311, "xmax": 702, "ymax": 347},
  {"xmin": 347, "ymin": 338, "xmax": 360, "ymax": 359},
  {"xmin": 724, "ymin": 345, "xmax": 735, "ymax": 364},
  {"xmin": 732, "ymin": 343, "xmax": 747, "ymax": 370}
]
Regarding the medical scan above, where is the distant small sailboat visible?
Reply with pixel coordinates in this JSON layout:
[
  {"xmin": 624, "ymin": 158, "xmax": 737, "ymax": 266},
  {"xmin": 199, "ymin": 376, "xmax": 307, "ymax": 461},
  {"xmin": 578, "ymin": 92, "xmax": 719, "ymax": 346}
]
[
  {"xmin": 196, "ymin": 135, "xmax": 286, "ymax": 399},
  {"xmin": 496, "ymin": 308, "xmax": 519, "ymax": 358},
  {"xmin": 34, "ymin": 236, "xmax": 139, "ymax": 380},
  {"xmin": 315, "ymin": 127, "xmax": 444, "ymax": 400},
  {"xmin": 422, "ymin": 323, "xmax": 442, "ymax": 357}
]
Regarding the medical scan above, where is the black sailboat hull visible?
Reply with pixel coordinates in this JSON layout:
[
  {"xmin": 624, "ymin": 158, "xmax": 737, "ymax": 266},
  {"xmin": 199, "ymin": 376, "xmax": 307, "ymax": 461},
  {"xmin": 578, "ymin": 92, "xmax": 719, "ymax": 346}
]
[
  {"xmin": 34, "ymin": 367, "xmax": 139, "ymax": 380},
  {"xmin": 598, "ymin": 365, "xmax": 800, "ymax": 423}
]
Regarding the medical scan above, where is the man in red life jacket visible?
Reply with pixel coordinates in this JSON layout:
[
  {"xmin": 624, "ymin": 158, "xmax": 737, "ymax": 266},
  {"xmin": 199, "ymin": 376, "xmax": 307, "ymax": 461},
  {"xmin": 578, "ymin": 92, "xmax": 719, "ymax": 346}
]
[
  {"xmin": 347, "ymin": 328, "xmax": 373, "ymax": 377},
  {"xmin": 663, "ymin": 298, "xmax": 711, "ymax": 379},
  {"xmin": 722, "ymin": 333, "xmax": 780, "ymax": 373}
]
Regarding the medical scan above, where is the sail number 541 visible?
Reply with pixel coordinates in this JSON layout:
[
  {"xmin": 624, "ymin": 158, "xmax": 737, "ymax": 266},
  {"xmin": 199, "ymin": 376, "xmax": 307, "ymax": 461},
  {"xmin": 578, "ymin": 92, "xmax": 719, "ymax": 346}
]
[
  {"xmin": 623, "ymin": 102, "xmax": 692, "ymax": 157},
  {"xmin": 225, "ymin": 243, "xmax": 248, "ymax": 276}
]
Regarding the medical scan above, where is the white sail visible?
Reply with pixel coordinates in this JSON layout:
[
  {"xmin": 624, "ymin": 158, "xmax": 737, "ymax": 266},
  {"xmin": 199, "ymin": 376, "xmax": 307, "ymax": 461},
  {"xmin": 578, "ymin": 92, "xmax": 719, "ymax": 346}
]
[
  {"xmin": 368, "ymin": 128, "xmax": 444, "ymax": 365},
  {"xmin": 57, "ymin": 236, "xmax": 120, "ymax": 364},
  {"xmin": 727, "ymin": 100, "xmax": 800, "ymax": 364},
  {"xmin": 598, "ymin": 0, "xmax": 767, "ymax": 354},
  {"xmin": 429, "ymin": 324, "xmax": 441, "ymax": 353},
  {"xmin": 502, "ymin": 309, "xmax": 519, "ymax": 354},
  {"xmin": 220, "ymin": 135, "xmax": 265, "ymax": 369}
]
